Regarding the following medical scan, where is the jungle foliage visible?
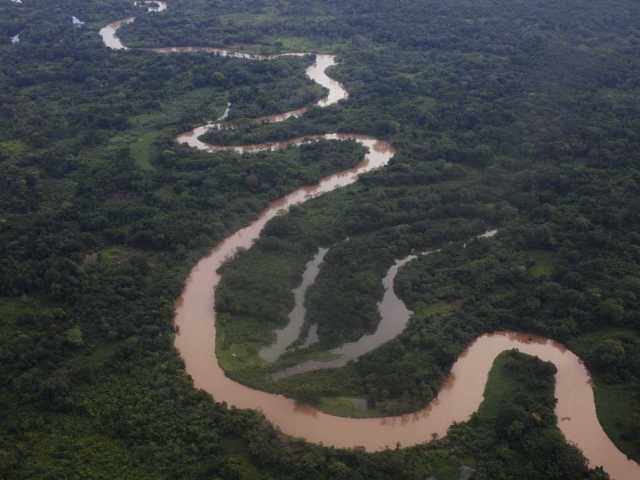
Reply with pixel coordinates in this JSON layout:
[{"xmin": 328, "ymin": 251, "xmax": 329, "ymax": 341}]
[{"xmin": 2, "ymin": 0, "xmax": 639, "ymax": 478}]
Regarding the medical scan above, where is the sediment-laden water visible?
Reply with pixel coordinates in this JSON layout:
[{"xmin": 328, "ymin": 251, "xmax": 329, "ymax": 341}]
[{"xmin": 100, "ymin": 5, "xmax": 640, "ymax": 478}]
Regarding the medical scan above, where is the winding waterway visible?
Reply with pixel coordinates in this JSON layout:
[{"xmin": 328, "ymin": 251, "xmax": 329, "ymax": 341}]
[
  {"xmin": 101, "ymin": 4, "xmax": 640, "ymax": 479},
  {"xmin": 272, "ymin": 251, "xmax": 425, "ymax": 379},
  {"xmin": 259, "ymin": 247, "xmax": 329, "ymax": 363},
  {"xmin": 273, "ymin": 230, "xmax": 500, "ymax": 379}
]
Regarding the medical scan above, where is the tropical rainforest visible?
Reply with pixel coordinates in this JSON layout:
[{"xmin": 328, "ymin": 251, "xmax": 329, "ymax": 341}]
[{"xmin": 1, "ymin": 0, "xmax": 639, "ymax": 479}]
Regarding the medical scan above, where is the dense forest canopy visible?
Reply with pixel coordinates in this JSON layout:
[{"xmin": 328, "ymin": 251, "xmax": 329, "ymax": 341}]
[{"xmin": 1, "ymin": 0, "xmax": 639, "ymax": 478}]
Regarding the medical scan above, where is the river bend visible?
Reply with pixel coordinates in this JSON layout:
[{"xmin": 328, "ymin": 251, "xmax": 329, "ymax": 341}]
[{"xmin": 100, "ymin": 4, "xmax": 640, "ymax": 479}]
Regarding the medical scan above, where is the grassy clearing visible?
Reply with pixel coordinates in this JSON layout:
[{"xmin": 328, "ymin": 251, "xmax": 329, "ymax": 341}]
[
  {"xmin": 316, "ymin": 396, "xmax": 382, "ymax": 418},
  {"xmin": 130, "ymin": 130, "xmax": 161, "ymax": 170},
  {"xmin": 414, "ymin": 301, "xmax": 454, "ymax": 318},
  {"xmin": 216, "ymin": 322, "xmax": 273, "ymax": 391},
  {"xmin": 215, "ymin": 310, "xmax": 343, "ymax": 391},
  {"xmin": 276, "ymin": 348, "xmax": 342, "ymax": 366},
  {"xmin": 527, "ymin": 250, "xmax": 555, "ymax": 278},
  {"xmin": 99, "ymin": 245, "xmax": 137, "ymax": 264}
]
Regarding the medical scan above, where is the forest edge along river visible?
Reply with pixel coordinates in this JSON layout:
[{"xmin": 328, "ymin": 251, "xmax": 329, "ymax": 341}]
[
  {"xmin": 258, "ymin": 247, "xmax": 329, "ymax": 363},
  {"xmin": 271, "ymin": 230, "xmax": 497, "ymax": 380},
  {"xmin": 100, "ymin": 3, "xmax": 640, "ymax": 479}
]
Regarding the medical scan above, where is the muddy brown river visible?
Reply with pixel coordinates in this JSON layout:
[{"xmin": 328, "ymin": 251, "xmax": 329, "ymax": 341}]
[{"xmin": 101, "ymin": 4, "xmax": 640, "ymax": 479}]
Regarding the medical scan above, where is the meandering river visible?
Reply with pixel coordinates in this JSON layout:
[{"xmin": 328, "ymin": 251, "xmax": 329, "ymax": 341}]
[
  {"xmin": 100, "ymin": 4, "xmax": 640, "ymax": 479},
  {"xmin": 259, "ymin": 247, "xmax": 329, "ymax": 363}
]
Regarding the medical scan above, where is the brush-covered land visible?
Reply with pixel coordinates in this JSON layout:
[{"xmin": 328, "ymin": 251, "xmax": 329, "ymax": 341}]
[{"xmin": 1, "ymin": 0, "xmax": 638, "ymax": 478}]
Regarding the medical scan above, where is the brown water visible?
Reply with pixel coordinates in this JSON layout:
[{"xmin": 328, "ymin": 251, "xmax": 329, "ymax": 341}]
[{"xmin": 101, "ymin": 4, "xmax": 640, "ymax": 479}]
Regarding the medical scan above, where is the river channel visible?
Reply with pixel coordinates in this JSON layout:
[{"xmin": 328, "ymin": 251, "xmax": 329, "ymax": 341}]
[{"xmin": 100, "ymin": 4, "xmax": 640, "ymax": 479}]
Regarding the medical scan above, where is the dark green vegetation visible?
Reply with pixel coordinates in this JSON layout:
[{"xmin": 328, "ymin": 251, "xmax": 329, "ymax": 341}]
[
  {"xmin": 204, "ymin": 0, "xmax": 640, "ymax": 461},
  {"xmin": 569, "ymin": 330, "xmax": 640, "ymax": 462},
  {"xmin": 1, "ymin": 0, "xmax": 638, "ymax": 478},
  {"xmin": 447, "ymin": 350, "xmax": 608, "ymax": 480}
]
